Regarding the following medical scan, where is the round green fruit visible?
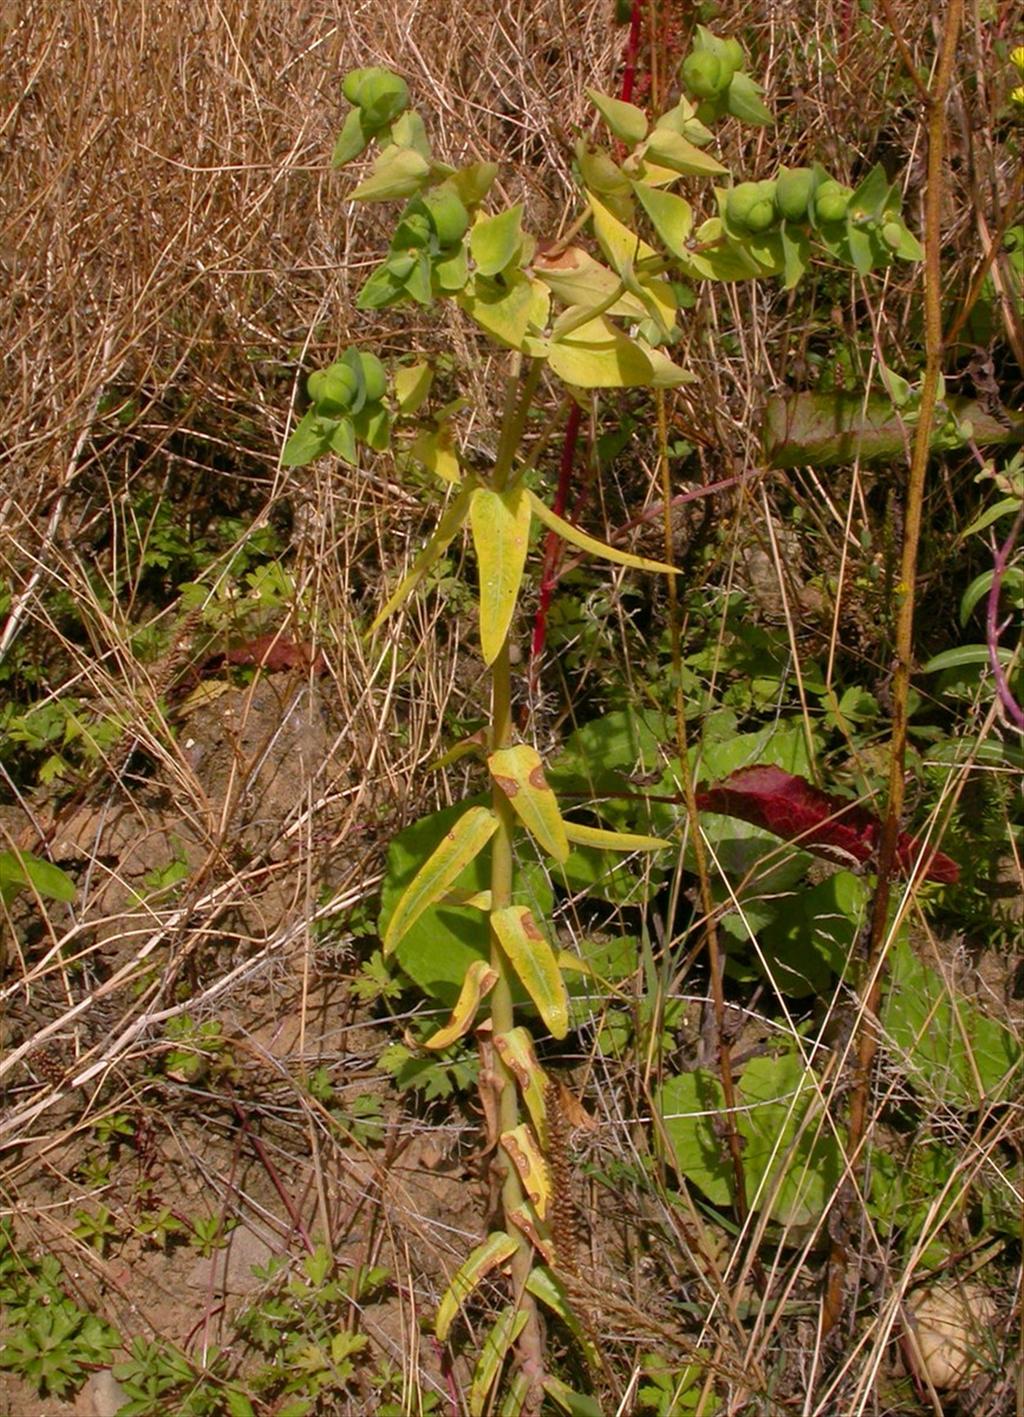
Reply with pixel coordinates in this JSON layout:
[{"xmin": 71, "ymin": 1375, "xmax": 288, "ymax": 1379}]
[
  {"xmin": 727, "ymin": 180, "xmax": 777, "ymax": 233},
  {"xmin": 775, "ymin": 166, "xmax": 816, "ymax": 222},
  {"xmin": 310, "ymin": 363, "xmax": 358, "ymax": 415},
  {"xmin": 682, "ymin": 50, "xmax": 726, "ymax": 99},
  {"xmin": 423, "ymin": 188, "xmax": 470, "ymax": 246},
  {"xmin": 881, "ymin": 220, "xmax": 904, "ymax": 251},
  {"xmin": 813, "ymin": 180, "xmax": 852, "ymax": 224},
  {"xmin": 358, "ymin": 352, "xmax": 387, "ymax": 403}
]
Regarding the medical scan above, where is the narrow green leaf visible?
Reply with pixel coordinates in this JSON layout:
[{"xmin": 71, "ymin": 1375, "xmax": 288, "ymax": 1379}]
[
  {"xmin": 960, "ymin": 497, "xmax": 1024, "ymax": 540},
  {"xmin": 643, "ymin": 126, "xmax": 728, "ymax": 175},
  {"xmin": 435, "ymin": 1232, "xmax": 518, "ymax": 1342},
  {"xmin": 0, "ymin": 849, "xmax": 76, "ymax": 904},
  {"xmin": 961, "ymin": 567, "xmax": 1023, "ymax": 625},
  {"xmin": 469, "ymin": 1306, "xmax": 529, "ymax": 1416},
  {"xmin": 369, "ymin": 482, "xmax": 473, "ymax": 633},
  {"xmin": 562, "ymin": 821, "xmax": 671, "ymax": 852},
  {"xmin": 491, "ymin": 906, "xmax": 569, "ymax": 1039},
  {"xmin": 541, "ymin": 1376, "xmax": 605, "ymax": 1417},
  {"xmin": 331, "ymin": 108, "xmax": 369, "ymax": 166},
  {"xmin": 489, "ymin": 745, "xmax": 570, "ymax": 863},
  {"xmin": 470, "ymin": 484, "xmax": 532, "ymax": 665},
  {"xmin": 586, "ymin": 89, "xmax": 649, "ymax": 146},
  {"xmin": 526, "ymin": 490, "xmax": 678, "ymax": 575},
  {"xmin": 525, "ymin": 1268, "xmax": 601, "ymax": 1369},
  {"xmin": 425, "ymin": 959, "xmax": 499, "ymax": 1050},
  {"xmin": 724, "ymin": 70, "xmax": 773, "ymax": 126},
  {"xmin": 383, "ymin": 806, "xmax": 498, "ymax": 955},
  {"xmin": 923, "ymin": 644, "xmax": 1016, "ymax": 672}
]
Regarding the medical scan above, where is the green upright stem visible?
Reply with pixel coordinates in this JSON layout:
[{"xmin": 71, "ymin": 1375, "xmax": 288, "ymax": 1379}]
[{"xmin": 487, "ymin": 356, "xmax": 546, "ymax": 1410}]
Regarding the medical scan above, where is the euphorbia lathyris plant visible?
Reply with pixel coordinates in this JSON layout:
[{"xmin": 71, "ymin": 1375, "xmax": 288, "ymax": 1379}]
[{"xmin": 283, "ymin": 41, "xmax": 922, "ymax": 1416}]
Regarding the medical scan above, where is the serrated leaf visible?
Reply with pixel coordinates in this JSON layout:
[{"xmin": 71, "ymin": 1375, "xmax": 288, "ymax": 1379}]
[
  {"xmin": 470, "ymin": 484, "xmax": 532, "ymax": 665},
  {"xmin": 469, "ymin": 1307, "xmax": 528, "ymax": 1417},
  {"xmin": 488, "ymin": 745, "xmax": 569, "ymax": 863},
  {"xmin": 491, "ymin": 906, "xmax": 569, "ymax": 1038},
  {"xmin": 425, "ymin": 959, "xmax": 499, "ymax": 1050},
  {"xmin": 632, "ymin": 182, "xmax": 693, "ymax": 258},
  {"xmin": 369, "ymin": 482, "xmax": 473, "ymax": 633},
  {"xmin": 561, "ymin": 821, "xmax": 671, "ymax": 852},
  {"xmin": 383, "ymin": 806, "xmax": 498, "ymax": 955},
  {"xmin": 500, "ymin": 1124, "xmax": 552, "ymax": 1216},
  {"xmin": 526, "ymin": 490, "xmax": 678, "ymax": 575},
  {"xmin": 349, "ymin": 145, "xmax": 430, "ymax": 202},
  {"xmin": 435, "ymin": 1232, "xmax": 518, "ymax": 1342},
  {"xmin": 586, "ymin": 89, "xmax": 649, "ymax": 145},
  {"xmin": 470, "ymin": 206, "xmax": 524, "ymax": 276}
]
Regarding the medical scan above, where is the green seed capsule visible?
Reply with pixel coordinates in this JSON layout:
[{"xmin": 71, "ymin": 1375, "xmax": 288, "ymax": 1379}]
[
  {"xmin": 775, "ymin": 166, "xmax": 816, "ymax": 222},
  {"xmin": 813, "ymin": 180, "xmax": 852, "ymax": 224},
  {"xmin": 358, "ymin": 352, "xmax": 387, "ymax": 403},
  {"xmin": 311, "ymin": 363, "xmax": 359, "ymax": 415},
  {"xmin": 681, "ymin": 50, "xmax": 727, "ymax": 99},
  {"xmin": 423, "ymin": 188, "xmax": 470, "ymax": 247}
]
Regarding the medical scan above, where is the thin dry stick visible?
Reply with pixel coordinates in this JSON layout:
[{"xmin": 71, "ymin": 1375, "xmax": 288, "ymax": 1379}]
[{"xmin": 822, "ymin": 0, "xmax": 966, "ymax": 1337}]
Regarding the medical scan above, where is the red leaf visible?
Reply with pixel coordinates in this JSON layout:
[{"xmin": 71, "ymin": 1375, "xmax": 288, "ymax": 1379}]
[
  {"xmin": 695, "ymin": 765, "xmax": 958, "ymax": 884},
  {"xmin": 200, "ymin": 634, "xmax": 327, "ymax": 678}
]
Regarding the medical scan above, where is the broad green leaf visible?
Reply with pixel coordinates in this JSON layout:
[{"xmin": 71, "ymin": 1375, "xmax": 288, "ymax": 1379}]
[
  {"xmin": 883, "ymin": 937, "xmax": 1021, "ymax": 1108},
  {"xmin": 0, "ymin": 849, "xmax": 76, "ymax": 905},
  {"xmin": 500, "ymin": 1124, "xmax": 552, "ymax": 1216},
  {"xmin": 331, "ymin": 108, "xmax": 369, "ymax": 166},
  {"xmin": 577, "ymin": 143, "xmax": 634, "ymax": 222},
  {"xmin": 435, "ymin": 1231, "xmax": 518, "ymax": 1342},
  {"xmin": 656, "ymin": 1070, "xmax": 732, "ymax": 1206},
  {"xmin": 369, "ymin": 481, "xmax": 473, "ymax": 633},
  {"xmin": 469, "ymin": 1306, "xmax": 529, "ymax": 1417},
  {"xmin": 643, "ymin": 126, "xmax": 728, "ymax": 175},
  {"xmin": 470, "ymin": 484, "xmax": 531, "ymax": 665},
  {"xmin": 586, "ymin": 89, "xmax": 649, "ymax": 145},
  {"xmin": 349, "ymin": 144, "xmax": 430, "ymax": 202},
  {"xmin": 470, "ymin": 206, "xmax": 524, "ymax": 277},
  {"xmin": 961, "ymin": 567, "xmax": 1023, "ymax": 624},
  {"xmin": 450, "ymin": 160, "xmax": 499, "ymax": 207},
  {"xmin": 724, "ymin": 70, "xmax": 772, "ymax": 126},
  {"xmin": 588, "ymin": 193, "xmax": 659, "ymax": 276},
  {"xmin": 632, "ymin": 182, "xmax": 693, "ymax": 258},
  {"xmin": 394, "ymin": 360, "xmax": 433, "ymax": 414},
  {"xmin": 526, "ymin": 490, "xmax": 677, "ymax": 575},
  {"xmin": 425, "ymin": 959, "xmax": 499, "ymax": 1050},
  {"xmin": 848, "ymin": 164, "xmax": 893, "ymax": 222},
  {"xmin": 491, "ymin": 906, "xmax": 569, "ymax": 1038},
  {"xmin": 541, "ymin": 1377, "xmax": 605, "ymax": 1417},
  {"xmin": 410, "ymin": 426, "xmax": 461, "ymax": 484},
  {"xmin": 546, "ymin": 316, "xmax": 655, "ymax": 388},
  {"xmin": 759, "ymin": 871, "xmax": 866, "ymax": 995},
  {"xmin": 780, "ymin": 223, "xmax": 810, "ymax": 289},
  {"xmin": 488, "ymin": 745, "xmax": 569, "ymax": 863},
  {"xmin": 328, "ymin": 416, "xmax": 357, "ymax": 463},
  {"xmin": 460, "ymin": 271, "xmax": 550, "ymax": 350},
  {"xmin": 643, "ymin": 343, "xmax": 697, "ymax": 388},
  {"xmin": 282, "ymin": 409, "xmax": 330, "ymax": 467},
  {"xmin": 382, "ymin": 806, "xmax": 498, "ymax": 955},
  {"xmin": 562, "ymin": 821, "xmax": 670, "ymax": 853}
]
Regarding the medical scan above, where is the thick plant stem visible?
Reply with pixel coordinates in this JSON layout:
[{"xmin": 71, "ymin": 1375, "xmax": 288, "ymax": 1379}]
[
  {"xmin": 822, "ymin": 0, "xmax": 964, "ymax": 1337},
  {"xmin": 488, "ymin": 357, "xmax": 546, "ymax": 1410}
]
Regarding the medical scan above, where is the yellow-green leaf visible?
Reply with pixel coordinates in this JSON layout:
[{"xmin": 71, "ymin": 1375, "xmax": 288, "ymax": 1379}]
[
  {"xmin": 469, "ymin": 1306, "xmax": 528, "ymax": 1417},
  {"xmin": 383, "ymin": 806, "xmax": 498, "ymax": 955},
  {"xmin": 470, "ymin": 206, "xmax": 524, "ymax": 276},
  {"xmin": 394, "ymin": 360, "xmax": 433, "ymax": 414},
  {"xmin": 526, "ymin": 1268, "xmax": 601, "ymax": 1370},
  {"xmin": 488, "ymin": 745, "xmax": 569, "ymax": 864},
  {"xmin": 546, "ymin": 316, "xmax": 654, "ymax": 389},
  {"xmin": 501, "ymin": 1124, "xmax": 552, "ymax": 1217},
  {"xmin": 493, "ymin": 1028, "xmax": 549, "ymax": 1144},
  {"xmin": 459, "ymin": 271, "xmax": 550, "ymax": 351},
  {"xmin": 491, "ymin": 906, "xmax": 569, "ymax": 1039},
  {"xmin": 425, "ymin": 959, "xmax": 499, "ymax": 1050},
  {"xmin": 526, "ymin": 489, "xmax": 678, "ymax": 575},
  {"xmin": 589, "ymin": 193, "xmax": 659, "ymax": 277},
  {"xmin": 632, "ymin": 182, "xmax": 694, "ymax": 259},
  {"xmin": 435, "ymin": 1231, "xmax": 518, "ymax": 1342},
  {"xmin": 470, "ymin": 485, "xmax": 532, "ymax": 665},
  {"xmin": 368, "ymin": 482, "xmax": 472, "ymax": 634},
  {"xmin": 349, "ymin": 144, "xmax": 430, "ymax": 201},
  {"xmin": 643, "ymin": 127, "xmax": 727, "ymax": 176},
  {"xmin": 563, "ymin": 820, "xmax": 672, "ymax": 852},
  {"xmin": 410, "ymin": 426, "xmax": 461, "ymax": 484},
  {"xmin": 586, "ymin": 89, "xmax": 649, "ymax": 146},
  {"xmin": 533, "ymin": 245, "xmax": 646, "ymax": 319}
]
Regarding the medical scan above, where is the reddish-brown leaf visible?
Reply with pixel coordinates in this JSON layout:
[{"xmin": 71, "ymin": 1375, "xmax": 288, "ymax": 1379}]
[
  {"xmin": 199, "ymin": 634, "xmax": 327, "ymax": 678},
  {"xmin": 695, "ymin": 765, "xmax": 958, "ymax": 884}
]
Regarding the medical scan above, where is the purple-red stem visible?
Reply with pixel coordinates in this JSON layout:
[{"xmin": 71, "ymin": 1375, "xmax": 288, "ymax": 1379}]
[{"xmin": 987, "ymin": 504, "xmax": 1024, "ymax": 728}]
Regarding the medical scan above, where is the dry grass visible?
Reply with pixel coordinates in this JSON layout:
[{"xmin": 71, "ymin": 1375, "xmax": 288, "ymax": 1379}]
[{"xmin": 0, "ymin": 1, "xmax": 1021, "ymax": 1414}]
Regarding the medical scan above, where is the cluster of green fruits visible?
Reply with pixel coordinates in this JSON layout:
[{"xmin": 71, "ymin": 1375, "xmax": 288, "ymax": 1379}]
[
  {"xmin": 358, "ymin": 181, "xmax": 472, "ymax": 309},
  {"xmin": 332, "ymin": 67, "xmax": 410, "ymax": 165},
  {"xmin": 282, "ymin": 347, "xmax": 391, "ymax": 467},
  {"xmin": 679, "ymin": 26, "xmax": 772, "ymax": 127},
  {"xmin": 725, "ymin": 167, "xmax": 854, "ymax": 235}
]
